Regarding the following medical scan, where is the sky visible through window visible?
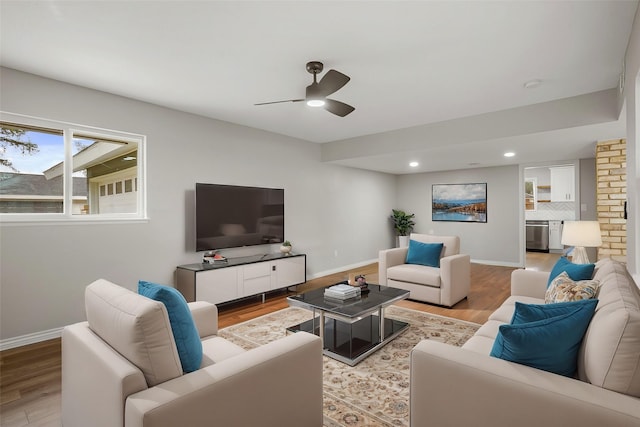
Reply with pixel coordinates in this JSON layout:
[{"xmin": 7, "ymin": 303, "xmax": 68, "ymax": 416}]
[{"xmin": 1, "ymin": 130, "xmax": 84, "ymax": 175}]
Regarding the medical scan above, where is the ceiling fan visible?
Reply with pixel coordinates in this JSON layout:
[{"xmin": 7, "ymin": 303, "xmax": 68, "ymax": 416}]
[{"xmin": 255, "ymin": 61, "xmax": 355, "ymax": 117}]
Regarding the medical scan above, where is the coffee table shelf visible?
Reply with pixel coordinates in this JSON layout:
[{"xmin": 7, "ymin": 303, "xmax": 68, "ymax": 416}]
[{"xmin": 287, "ymin": 284, "xmax": 410, "ymax": 366}]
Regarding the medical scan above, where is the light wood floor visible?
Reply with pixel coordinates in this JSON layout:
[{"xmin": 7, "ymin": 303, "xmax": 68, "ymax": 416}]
[{"xmin": 0, "ymin": 253, "xmax": 558, "ymax": 427}]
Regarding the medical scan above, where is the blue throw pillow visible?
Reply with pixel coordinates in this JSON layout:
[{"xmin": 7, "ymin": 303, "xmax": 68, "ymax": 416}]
[
  {"xmin": 547, "ymin": 256, "xmax": 595, "ymax": 288},
  {"xmin": 138, "ymin": 280, "xmax": 203, "ymax": 373},
  {"xmin": 510, "ymin": 299, "xmax": 598, "ymax": 324},
  {"xmin": 405, "ymin": 240, "xmax": 444, "ymax": 267},
  {"xmin": 490, "ymin": 299, "xmax": 598, "ymax": 377}
]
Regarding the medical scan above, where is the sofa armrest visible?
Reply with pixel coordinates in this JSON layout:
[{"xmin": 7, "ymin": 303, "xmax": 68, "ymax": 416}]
[
  {"xmin": 187, "ymin": 301, "xmax": 218, "ymax": 338},
  {"xmin": 411, "ymin": 340, "xmax": 640, "ymax": 427},
  {"xmin": 379, "ymin": 247, "xmax": 408, "ymax": 285},
  {"xmin": 125, "ymin": 332, "xmax": 323, "ymax": 427},
  {"xmin": 62, "ymin": 322, "xmax": 148, "ymax": 427},
  {"xmin": 510, "ymin": 268, "xmax": 550, "ymax": 299},
  {"xmin": 439, "ymin": 254, "xmax": 470, "ymax": 307}
]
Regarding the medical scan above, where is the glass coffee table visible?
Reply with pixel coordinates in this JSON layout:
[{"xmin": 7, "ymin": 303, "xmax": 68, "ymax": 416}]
[{"xmin": 286, "ymin": 283, "xmax": 410, "ymax": 366}]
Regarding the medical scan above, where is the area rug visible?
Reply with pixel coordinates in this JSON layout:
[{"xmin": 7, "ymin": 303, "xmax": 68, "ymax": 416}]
[{"xmin": 218, "ymin": 306, "xmax": 480, "ymax": 427}]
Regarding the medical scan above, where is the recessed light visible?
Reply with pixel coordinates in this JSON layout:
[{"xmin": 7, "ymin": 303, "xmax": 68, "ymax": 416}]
[
  {"xmin": 504, "ymin": 152, "xmax": 515, "ymax": 158},
  {"xmin": 524, "ymin": 79, "xmax": 542, "ymax": 89},
  {"xmin": 409, "ymin": 161, "xmax": 419, "ymax": 167},
  {"xmin": 123, "ymin": 156, "xmax": 136, "ymax": 161}
]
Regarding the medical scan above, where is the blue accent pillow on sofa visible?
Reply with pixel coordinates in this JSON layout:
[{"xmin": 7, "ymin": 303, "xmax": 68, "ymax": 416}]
[
  {"xmin": 547, "ymin": 256, "xmax": 595, "ymax": 287},
  {"xmin": 138, "ymin": 280, "xmax": 203, "ymax": 373},
  {"xmin": 511, "ymin": 299, "xmax": 598, "ymax": 324},
  {"xmin": 490, "ymin": 298, "xmax": 598, "ymax": 377},
  {"xmin": 405, "ymin": 240, "xmax": 444, "ymax": 267}
]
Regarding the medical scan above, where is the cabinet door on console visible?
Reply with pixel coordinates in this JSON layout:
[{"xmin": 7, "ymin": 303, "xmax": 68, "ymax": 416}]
[
  {"xmin": 196, "ymin": 266, "xmax": 241, "ymax": 304},
  {"xmin": 273, "ymin": 256, "xmax": 306, "ymax": 289}
]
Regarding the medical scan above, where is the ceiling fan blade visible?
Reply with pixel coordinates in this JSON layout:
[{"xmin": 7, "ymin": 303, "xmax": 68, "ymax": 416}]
[
  {"xmin": 316, "ymin": 69, "xmax": 350, "ymax": 97},
  {"xmin": 324, "ymin": 99, "xmax": 355, "ymax": 117},
  {"xmin": 254, "ymin": 99, "xmax": 304, "ymax": 106}
]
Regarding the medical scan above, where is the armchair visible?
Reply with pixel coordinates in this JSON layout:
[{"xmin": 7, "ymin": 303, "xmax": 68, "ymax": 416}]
[
  {"xmin": 378, "ymin": 234, "xmax": 470, "ymax": 307},
  {"xmin": 62, "ymin": 279, "xmax": 323, "ymax": 427}
]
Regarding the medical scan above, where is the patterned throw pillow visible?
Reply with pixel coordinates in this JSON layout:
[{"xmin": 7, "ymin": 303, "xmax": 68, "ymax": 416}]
[{"xmin": 545, "ymin": 271, "xmax": 599, "ymax": 303}]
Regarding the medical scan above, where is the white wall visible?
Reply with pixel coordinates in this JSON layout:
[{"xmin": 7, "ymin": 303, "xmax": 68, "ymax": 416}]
[
  {"xmin": 395, "ymin": 165, "xmax": 521, "ymax": 266},
  {"xmin": 622, "ymin": 5, "xmax": 640, "ymax": 277},
  {"xmin": 0, "ymin": 68, "xmax": 397, "ymax": 343}
]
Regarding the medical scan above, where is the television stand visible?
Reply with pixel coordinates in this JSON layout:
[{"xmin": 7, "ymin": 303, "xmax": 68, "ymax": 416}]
[{"xmin": 176, "ymin": 253, "xmax": 306, "ymax": 305}]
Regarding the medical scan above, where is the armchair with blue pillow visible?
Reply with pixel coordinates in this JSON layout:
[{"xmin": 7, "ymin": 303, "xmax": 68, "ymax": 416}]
[
  {"xmin": 378, "ymin": 233, "xmax": 470, "ymax": 307},
  {"xmin": 62, "ymin": 279, "xmax": 323, "ymax": 427}
]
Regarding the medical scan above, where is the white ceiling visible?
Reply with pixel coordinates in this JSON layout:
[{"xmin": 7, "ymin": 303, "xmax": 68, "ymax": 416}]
[{"xmin": 0, "ymin": 1, "xmax": 636, "ymax": 174}]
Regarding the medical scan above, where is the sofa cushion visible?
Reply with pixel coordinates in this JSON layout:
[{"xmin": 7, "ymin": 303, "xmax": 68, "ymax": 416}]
[
  {"xmin": 138, "ymin": 281, "xmax": 203, "ymax": 373},
  {"xmin": 85, "ymin": 279, "xmax": 183, "ymax": 387},
  {"xmin": 474, "ymin": 319, "xmax": 503, "ymax": 340},
  {"xmin": 577, "ymin": 259, "xmax": 640, "ymax": 397},
  {"xmin": 547, "ymin": 256, "xmax": 595, "ymax": 287},
  {"xmin": 544, "ymin": 271, "xmax": 599, "ymax": 303},
  {"xmin": 200, "ymin": 336, "xmax": 246, "ymax": 367},
  {"xmin": 490, "ymin": 298, "xmax": 598, "ymax": 377},
  {"xmin": 387, "ymin": 264, "xmax": 441, "ymax": 287},
  {"xmin": 406, "ymin": 240, "xmax": 443, "ymax": 267},
  {"xmin": 461, "ymin": 335, "xmax": 495, "ymax": 355},
  {"xmin": 488, "ymin": 295, "xmax": 544, "ymax": 323}
]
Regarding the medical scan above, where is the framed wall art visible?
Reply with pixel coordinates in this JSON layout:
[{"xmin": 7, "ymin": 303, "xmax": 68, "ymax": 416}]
[{"xmin": 432, "ymin": 183, "xmax": 487, "ymax": 223}]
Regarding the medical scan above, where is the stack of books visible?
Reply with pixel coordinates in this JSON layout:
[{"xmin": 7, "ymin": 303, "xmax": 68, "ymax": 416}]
[
  {"xmin": 324, "ymin": 283, "xmax": 360, "ymax": 300},
  {"xmin": 203, "ymin": 253, "xmax": 228, "ymax": 264}
]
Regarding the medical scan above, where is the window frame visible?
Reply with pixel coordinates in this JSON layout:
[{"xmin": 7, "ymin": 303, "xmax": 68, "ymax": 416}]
[
  {"xmin": 525, "ymin": 177, "xmax": 538, "ymax": 212},
  {"xmin": 0, "ymin": 111, "xmax": 148, "ymax": 224}
]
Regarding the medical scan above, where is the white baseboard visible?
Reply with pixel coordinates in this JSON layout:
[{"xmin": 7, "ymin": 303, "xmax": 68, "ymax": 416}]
[
  {"xmin": 309, "ymin": 258, "xmax": 523, "ymax": 280},
  {"xmin": 1, "ymin": 257, "xmax": 523, "ymax": 351},
  {"xmin": 471, "ymin": 259, "xmax": 524, "ymax": 268},
  {"xmin": 0, "ymin": 327, "xmax": 63, "ymax": 351},
  {"xmin": 308, "ymin": 258, "xmax": 378, "ymax": 280}
]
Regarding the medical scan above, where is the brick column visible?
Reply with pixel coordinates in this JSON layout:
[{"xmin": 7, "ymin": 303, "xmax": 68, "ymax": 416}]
[{"xmin": 596, "ymin": 139, "xmax": 627, "ymax": 262}]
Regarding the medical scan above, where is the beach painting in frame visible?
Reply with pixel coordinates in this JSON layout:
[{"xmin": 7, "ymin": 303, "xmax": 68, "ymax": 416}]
[{"xmin": 432, "ymin": 183, "xmax": 487, "ymax": 223}]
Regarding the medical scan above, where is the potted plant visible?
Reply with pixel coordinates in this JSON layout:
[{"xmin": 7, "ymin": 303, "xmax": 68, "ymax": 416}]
[
  {"xmin": 280, "ymin": 240, "xmax": 292, "ymax": 254},
  {"xmin": 390, "ymin": 209, "xmax": 415, "ymax": 247}
]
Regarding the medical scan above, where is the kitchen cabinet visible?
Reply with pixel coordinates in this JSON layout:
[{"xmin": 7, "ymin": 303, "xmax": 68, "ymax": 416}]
[{"xmin": 550, "ymin": 166, "xmax": 575, "ymax": 202}]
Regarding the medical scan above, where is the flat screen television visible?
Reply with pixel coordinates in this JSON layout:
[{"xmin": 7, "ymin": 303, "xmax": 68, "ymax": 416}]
[{"xmin": 195, "ymin": 183, "xmax": 284, "ymax": 252}]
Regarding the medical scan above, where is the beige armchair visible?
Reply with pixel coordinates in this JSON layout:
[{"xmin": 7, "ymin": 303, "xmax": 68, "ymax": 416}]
[
  {"xmin": 379, "ymin": 234, "xmax": 470, "ymax": 307},
  {"xmin": 62, "ymin": 279, "xmax": 323, "ymax": 427}
]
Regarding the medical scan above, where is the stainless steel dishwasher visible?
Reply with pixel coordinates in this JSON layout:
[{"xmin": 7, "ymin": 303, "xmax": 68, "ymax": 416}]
[{"xmin": 526, "ymin": 220, "xmax": 550, "ymax": 252}]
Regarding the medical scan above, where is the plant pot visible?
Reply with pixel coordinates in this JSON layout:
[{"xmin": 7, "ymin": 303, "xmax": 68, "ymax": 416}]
[
  {"xmin": 398, "ymin": 236, "xmax": 410, "ymax": 248},
  {"xmin": 280, "ymin": 245, "xmax": 292, "ymax": 254}
]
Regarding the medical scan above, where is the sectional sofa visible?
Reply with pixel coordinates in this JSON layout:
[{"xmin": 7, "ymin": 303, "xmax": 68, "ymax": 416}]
[{"xmin": 410, "ymin": 258, "xmax": 640, "ymax": 426}]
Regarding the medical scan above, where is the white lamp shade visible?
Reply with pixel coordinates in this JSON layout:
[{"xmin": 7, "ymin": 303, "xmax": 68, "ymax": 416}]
[{"xmin": 561, "ymin": 221, "xmax": 603, "ymax": 247}]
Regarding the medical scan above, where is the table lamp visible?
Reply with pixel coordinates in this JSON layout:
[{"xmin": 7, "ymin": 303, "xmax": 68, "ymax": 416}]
[{"xmin": 561, "ymin": 221, "xmax": 602, "ymax": 264}]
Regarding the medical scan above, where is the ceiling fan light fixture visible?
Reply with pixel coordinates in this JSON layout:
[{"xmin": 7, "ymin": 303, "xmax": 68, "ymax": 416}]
[
  {"xmin": 307, "ymin": 99, "xmax": 325, "ymax": 107},
  {"xmin": 255, "ymin": 61, "xmax": 354, "ymax": 117}
]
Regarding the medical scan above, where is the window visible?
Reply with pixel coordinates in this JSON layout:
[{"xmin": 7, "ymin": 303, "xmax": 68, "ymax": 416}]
[
  {"xmin": 525, "ymin": 177, "xmax": 537, "ymax": 211},
  {"xmin": 0, "ymin": 112, "xmax": 146, "ymax": 222}
]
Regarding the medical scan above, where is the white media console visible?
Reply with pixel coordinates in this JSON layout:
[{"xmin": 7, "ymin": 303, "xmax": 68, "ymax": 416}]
[{"xmin": 176, "ymin": 253, "xmax": 306, "ymax": 305}]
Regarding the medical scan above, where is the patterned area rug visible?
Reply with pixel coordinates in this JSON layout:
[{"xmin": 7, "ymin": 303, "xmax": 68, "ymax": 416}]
[{"xmin": 218, "ymin": 306, "xmax": 479, "ymax": 427}]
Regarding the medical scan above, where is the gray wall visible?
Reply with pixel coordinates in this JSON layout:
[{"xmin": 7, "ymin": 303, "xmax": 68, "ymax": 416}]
[
  {"xmin": 579, "ymin": 158, "xmax": 598, "ymax": 261},
  {"xmin": 395, "ymin": 166, "xmax": 521, "ymax": 266},
  {"xmin": 0, "ymin": 68, "xmax": 397, "ymax": 342},
  {"xmin": 1, "ymin": 66, "xmax": 628, "ymax": 345}
]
